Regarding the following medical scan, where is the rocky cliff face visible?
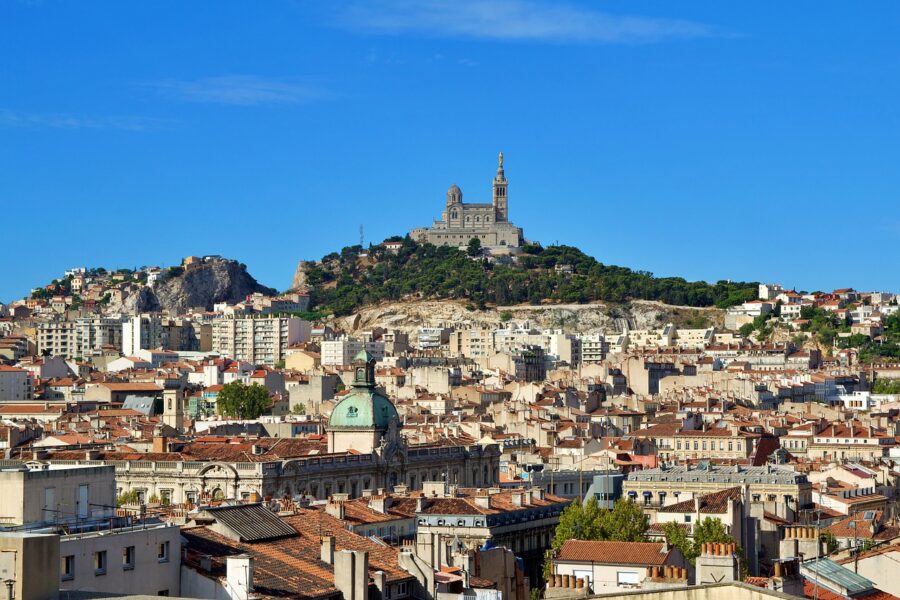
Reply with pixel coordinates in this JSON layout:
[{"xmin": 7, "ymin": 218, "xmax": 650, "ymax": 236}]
[
  {"xmin": 115, "ymin": 259, "xmax": 276, "ymax": 314},
  {"xmin": 332, "ymin": 299, "xmax": 724, "ymax": 336}
]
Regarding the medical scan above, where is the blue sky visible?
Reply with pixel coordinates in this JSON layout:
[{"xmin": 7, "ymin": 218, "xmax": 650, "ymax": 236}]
[{"xmin": 2, "ymin": 1, "xmax": 899, "ymax": 302}]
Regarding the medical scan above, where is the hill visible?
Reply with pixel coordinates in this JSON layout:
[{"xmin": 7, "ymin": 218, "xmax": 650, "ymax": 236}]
[
  {"xmin": 302, "ymin": 238, "xmax": 758, "ymax": 317},
  {"xmin": 141, "ymin": 258, "xmax": 277, "ymax": 313},
  {"xmin": 31, "ymin": 257, "xmax": 276, "ymax": 314}
]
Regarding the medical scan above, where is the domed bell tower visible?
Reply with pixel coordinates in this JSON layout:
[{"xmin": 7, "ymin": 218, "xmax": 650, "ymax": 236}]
[{"xmin": 492, "ymin": 151, "xmax": 508, "ymax": 222}]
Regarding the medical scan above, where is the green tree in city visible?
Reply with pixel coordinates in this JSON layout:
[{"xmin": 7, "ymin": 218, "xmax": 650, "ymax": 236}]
[
  {"xmin": 599, "ymin": 498, "xmax": 649, "ymax": 542},
  {"xmin": 663, "ymin": 522, "xmax": 695, "ymax": 562},
  {"xmin": 664, "ymin": 517, "xmax": 743, "ymax": 567},
  {"xmin": 467, "ymin": 237, "xmax": 483, "ymax": 257},
  {"xmin": 543, "ymin": 497, "xmax": 648, "ymax": 578},
  {"xmin": 216, "ymin": 381, "xmax": 270, "ymax": 419}
]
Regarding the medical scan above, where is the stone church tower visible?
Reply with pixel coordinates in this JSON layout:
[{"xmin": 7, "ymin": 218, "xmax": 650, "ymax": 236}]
[
  {"xmin": 409, "ymin": 151, "xmax": 524, "ymax": 251},
  {"xmin": 492, "ymin": 151, "xmax": 508, "ymax": 223}
]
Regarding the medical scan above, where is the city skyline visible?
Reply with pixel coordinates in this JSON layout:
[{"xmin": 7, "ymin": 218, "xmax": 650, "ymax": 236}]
[{"xmin": 3, "ymin": 1, "xmax": 900, "ymax": 301}]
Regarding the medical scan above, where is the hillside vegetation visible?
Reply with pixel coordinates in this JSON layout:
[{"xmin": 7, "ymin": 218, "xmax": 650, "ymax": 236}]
[{"xmin": 304, "ymin": 238, "xmax": 758, "ymax": 317}]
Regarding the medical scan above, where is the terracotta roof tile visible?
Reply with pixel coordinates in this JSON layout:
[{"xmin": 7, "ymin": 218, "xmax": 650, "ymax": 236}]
[{"xmin": 556, "ymin": 540, "xmax": 672, "ymax": 566}]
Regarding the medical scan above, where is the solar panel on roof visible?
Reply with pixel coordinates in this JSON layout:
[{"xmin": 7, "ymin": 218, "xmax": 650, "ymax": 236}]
[
  {"xmin": 204, "ymin": 503, "xmax": 297, "ymax": 542},
  {"xmin": 803, "ymin": 558, "xmax": 873, "ymax": 595}
]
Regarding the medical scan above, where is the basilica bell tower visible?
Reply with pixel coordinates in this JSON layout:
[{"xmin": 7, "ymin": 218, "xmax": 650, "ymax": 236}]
[{"xmin": 492, "ymin": 151, "xmax": 508, "ymax": 223}]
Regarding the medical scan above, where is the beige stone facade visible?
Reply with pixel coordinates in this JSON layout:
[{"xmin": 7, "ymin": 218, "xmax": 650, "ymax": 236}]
[{"xmin": 410, "ymin": 152, "xmax": 524, "ymax": 251}]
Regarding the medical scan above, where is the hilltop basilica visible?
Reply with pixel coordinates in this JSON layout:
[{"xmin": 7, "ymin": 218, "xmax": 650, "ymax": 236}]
[{"xmin": 410, "ymin": 152, "xmax": 525, "ymax": 252}]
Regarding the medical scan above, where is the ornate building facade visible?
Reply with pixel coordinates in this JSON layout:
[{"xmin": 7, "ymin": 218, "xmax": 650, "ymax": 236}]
[
  {"xmin": 11, "ymin": 353, "xmax": 500, "ymax": 505},
  {"xmin": 410, "ymin": 152, "xmax": 524, "ymax": 251}
]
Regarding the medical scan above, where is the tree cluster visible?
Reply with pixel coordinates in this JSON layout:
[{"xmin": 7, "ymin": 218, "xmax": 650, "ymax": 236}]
[
  {"xmin": 542, "ymin": 498, "xmax": 648, "ymax": 578},
  {"xmin": 216, "ymin": 381, "xmax": 270, "ymax": 420},
  {"xmin": 662, "ymin": 518, "xmax": 737, "ymax": 565},
  {"xmin": 305, "ymin": 239, "xmax": 759, "ymax": 317}
]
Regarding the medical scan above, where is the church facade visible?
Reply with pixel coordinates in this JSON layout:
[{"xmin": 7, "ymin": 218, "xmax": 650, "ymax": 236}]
[{"xmin": 410, "ymin": 152, "xmax": 524, "ymax": 252}]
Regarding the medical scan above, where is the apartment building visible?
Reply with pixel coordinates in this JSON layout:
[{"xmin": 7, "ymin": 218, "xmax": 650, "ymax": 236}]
[
  {"xmin": 417, "ymin": 327, "xmax": 450, "ymax": 350},
  {"xmin": 322, "ymin": 338, "xmax": 385, "ymax": 366},
  {"xmin": 449, "ymin": 328, "xmax": 495, "ymax": 358},
  {"xmin": 123, "ymin": 314, "xmax": 210, "ymax": 355},
  {"xmin": 37, "ymin": 317, "xmax": 124, "ymax": 359},
  {"xmin": 212, "ymin": 316, "xmax": 310, "ymax": 366},
  {"xmin": 0, "ymin": 365, "xmax": 33, "ymax": 401},
  {"xmin": 37, "ymin": 320, "xmax": 76, "ymax": 357},
  {"xmin": 60, "ymin": 521, "xmax": 181, "ymax": 596},
  {"xmin": 623, "ymin": 464, "xmax": 812, "ymax": 511},
  {"xmin": 579, "ymin": 333, "xmax": 609, "ymax": 364}
]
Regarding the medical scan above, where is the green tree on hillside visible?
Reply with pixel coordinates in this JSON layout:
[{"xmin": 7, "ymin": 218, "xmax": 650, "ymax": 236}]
[
  {"xmin": 304, "ymin": 241, "xmax": 760, "ymax": 317},
  {"xmin": 467, "ymin": 237, "xmax": 483, "ymax": 257}
]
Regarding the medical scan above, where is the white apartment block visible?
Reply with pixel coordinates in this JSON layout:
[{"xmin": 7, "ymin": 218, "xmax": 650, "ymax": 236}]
[
  {"xmin": 76, "ymin": 317, "xmax": 123, "ymax": 356},
  {"xmin": 0, "ymin": 366, "xmax": 33, "ymax": 401},
  {"xmin": 37, "ymin": 318, "xmax": 123, "ymax": 359},
  {"xmin": 37, "ymin": 321, "xmax": 77, "ymax": 358},
  {"xmin": 122, "ymin": 315, "xmax": 208, "ymax": 355},
  {"xmin": 211, "ymin": 316, "xmax": 310, "ymax": 366},
  {"xmin": 759, "ymin": 283, "xmax": 784, "ymax": 300},
  {"xmin": 321, "ymin": 338, "xmax": 385, "ymax": 366},
  {"xmin": 579, "ymin": 333, "xmax": 609, "ymax": 364},
  {"xmin": 60, "ymin": 522, "xmax": 182, "ymax": 596},
  {"xmin": 417, "ymin": 327, "xmax": 448, "ymax": 349}
]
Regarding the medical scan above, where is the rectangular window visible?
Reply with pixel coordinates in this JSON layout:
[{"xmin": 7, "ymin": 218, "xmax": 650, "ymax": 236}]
[
  {"xmin": 62, "ymin": 555, "xmax": 74, "ymax": 581},
  {"xmin": 94, "ymin": 551, "xmax": 107, "ymax": 576},
  {"xmin": 158, "ymin": 541, "xmax": 170, "ymax": 563},
  {"xmin": 78, "ymin": 484, "xmax": 90, "ymax": 519},
  {"xmin": 617, "ymin": 571, "xmax": 640, "ymax": 586},
  {"xmin": 123, "ymin": 546, "xmax": 135, "ymax": 570}
]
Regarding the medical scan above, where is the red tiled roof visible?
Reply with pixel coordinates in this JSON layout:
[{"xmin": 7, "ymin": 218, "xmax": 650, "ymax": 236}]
[{"xmin": 556, "ymin": 540, "xmax": 672, "ymax": 566}]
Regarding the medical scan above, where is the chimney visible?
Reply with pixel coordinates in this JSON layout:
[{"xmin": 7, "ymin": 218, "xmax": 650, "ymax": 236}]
[
  {"xmin": 334, "ymin": 550, "xmax": 369, "ymax": 600},
  {"xmin": 326, "ymin": 500, "xmax": 346, "ymax": 520},
  {"xmin": 474, "ymin": 495, "xmax": 491, "ymax": 509},
  {"xmin": 415, "ymin": 496, "xmax": 428, "ymax": 513},
  {"xmin": 152, "ymin": 435, "xmax": 168, "ymax": 453},
  {"xmin": 226, "ymin": 555, "xmax": 254, "ymax": 600},
  {"xmin": 373, "ymin": 571, "xmax": 388, "ymax": 598},
  {"xmin": 369, "ymin": 495, "xmax": 391, "ymax": 515},
  {"xmin": 511, "ymin": 492, "xmax": 524, "ymax": 507},
  {"xmin": 321, "ymin": 535, "xmax": 335, "ymax": 565}
]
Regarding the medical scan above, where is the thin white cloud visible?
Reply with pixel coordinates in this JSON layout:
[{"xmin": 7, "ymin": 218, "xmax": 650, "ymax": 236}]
[
  {"xmin": 145, "ymin": 75, "xmax": 327, "ymax": 106},
  {"xmin": 0, "ymin": 108, "xmax": 168, "ymax": 131},
  {"xmin": 338, "ymin": 0, "xmax": 721, "ymax": 44}
]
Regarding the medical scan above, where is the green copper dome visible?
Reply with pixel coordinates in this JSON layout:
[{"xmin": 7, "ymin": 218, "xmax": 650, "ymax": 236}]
[
  {"xmin": 327, "ymin": 350, "xmax": 399, "ymax": 430},
  {"xmin": 328, "ymin": 388, "xmax": 399, "ymax": 430}
]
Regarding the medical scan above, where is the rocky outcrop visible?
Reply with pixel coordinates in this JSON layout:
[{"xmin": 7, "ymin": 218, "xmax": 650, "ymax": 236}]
[
  {"xmin": 291, "ymin": 260, "xmax": 309, "ymax": 291},
  {"xmin": 333, "ymin": 299, "xmax": 724, "ymax": 335},
  {"xmin": 111, "ymin": 259, "xmax": 276, "ymax": 314}
]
